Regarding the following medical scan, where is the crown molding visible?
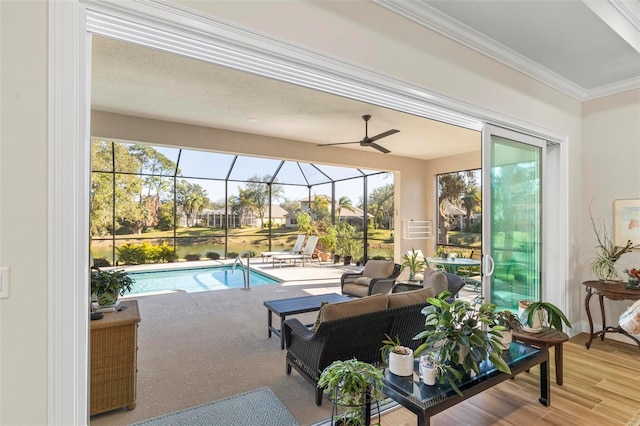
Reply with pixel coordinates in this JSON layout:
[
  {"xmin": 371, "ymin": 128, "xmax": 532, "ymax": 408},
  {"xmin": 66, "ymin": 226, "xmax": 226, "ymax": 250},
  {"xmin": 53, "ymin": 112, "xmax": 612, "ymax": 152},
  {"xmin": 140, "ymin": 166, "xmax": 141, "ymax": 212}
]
[
  {"xmin": 583, "ymin": 0, "xmax": 640, "ymax": 53},
  {"xmin": 373, "ymin": 0, "xmax": 588, "ymax": 100},
  {"xmin": 374, "ymin": 0, "xmax": 640, "ymax": 101},
  {"xmin": 584, "ymin": 75, "xmax": 640, "ymax": 100}
]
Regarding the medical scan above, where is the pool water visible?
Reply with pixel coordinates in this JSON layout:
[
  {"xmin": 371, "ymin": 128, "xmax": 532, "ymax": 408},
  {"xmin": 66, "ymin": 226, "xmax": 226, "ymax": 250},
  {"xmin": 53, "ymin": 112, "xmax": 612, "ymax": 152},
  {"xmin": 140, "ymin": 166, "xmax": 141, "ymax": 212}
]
[{"xmin": 127, "ymin": 266, "xmax": 280, "ymax": 294}]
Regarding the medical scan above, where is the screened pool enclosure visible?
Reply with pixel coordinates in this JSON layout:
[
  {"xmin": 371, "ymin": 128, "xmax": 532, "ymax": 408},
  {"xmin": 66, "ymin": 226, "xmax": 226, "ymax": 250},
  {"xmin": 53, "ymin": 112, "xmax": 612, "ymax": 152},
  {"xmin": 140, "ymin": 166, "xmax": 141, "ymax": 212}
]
[{"xmin": 90, "ymin": 140, "xmax": 394, "ymax": 265}]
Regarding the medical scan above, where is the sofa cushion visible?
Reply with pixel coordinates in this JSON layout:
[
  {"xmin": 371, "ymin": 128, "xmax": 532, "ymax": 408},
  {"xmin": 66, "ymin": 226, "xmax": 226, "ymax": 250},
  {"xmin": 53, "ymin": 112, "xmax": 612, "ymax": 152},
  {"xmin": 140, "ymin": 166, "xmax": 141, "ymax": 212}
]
[
  {"xmin": 387, "ymin": 287, "xmax": 434, "ymax": 308},
  {"xmin": 320, "ymin": 293, "xmax": 388, "ymax": 322},
  {"xmin": 423, "ymin": 268, "xmax": 448, "ymax": 297},
  {"xmin": 354, "ymin": 276, "xmax": 372, "ymax": 286},
  {"xmin": 362, "ymin": 260, "xmax": 394, "ymax": 279}
]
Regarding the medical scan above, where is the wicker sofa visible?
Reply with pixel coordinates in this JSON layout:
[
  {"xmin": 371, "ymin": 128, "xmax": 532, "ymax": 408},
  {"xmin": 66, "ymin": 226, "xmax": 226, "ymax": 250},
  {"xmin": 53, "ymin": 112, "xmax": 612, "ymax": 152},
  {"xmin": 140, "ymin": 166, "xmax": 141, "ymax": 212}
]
[{"xmin": 283, "ymin": 287, "xmax": 433, "ymax": 405}]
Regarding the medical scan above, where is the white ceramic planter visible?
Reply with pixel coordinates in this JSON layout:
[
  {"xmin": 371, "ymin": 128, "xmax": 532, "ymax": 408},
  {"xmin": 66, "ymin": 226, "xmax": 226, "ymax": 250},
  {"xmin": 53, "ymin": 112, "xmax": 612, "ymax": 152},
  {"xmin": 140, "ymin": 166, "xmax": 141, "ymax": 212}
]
[
  {"xmin": 496, "ymin": 329, "xmax": 513, "ymax": 350},
  {"xmin": 388, "ymin": 348, "xmax": 414, "ymax": 376},
  {"xmin": 420, "ymin": 363, "xmax": 436, "ymax": 385},
  {"xmin": 518, "ymin": 303, "xmax": 543, "ymax": 332}
]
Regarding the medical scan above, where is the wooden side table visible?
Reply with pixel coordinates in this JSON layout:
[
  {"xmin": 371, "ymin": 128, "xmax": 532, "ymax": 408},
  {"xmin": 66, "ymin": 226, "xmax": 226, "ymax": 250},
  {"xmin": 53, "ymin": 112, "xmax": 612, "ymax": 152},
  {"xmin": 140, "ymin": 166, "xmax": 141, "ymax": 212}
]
[
  {"xmin": 583, "ymin": 280, "xmax": 640, "ymax": 350},
  {"xmin": 90, "ymin": 299, "xmax": 141, "ymax": 416},
  {"xmin": 512, "ymin": 327, "xmax": 569, "ymax": 385}
]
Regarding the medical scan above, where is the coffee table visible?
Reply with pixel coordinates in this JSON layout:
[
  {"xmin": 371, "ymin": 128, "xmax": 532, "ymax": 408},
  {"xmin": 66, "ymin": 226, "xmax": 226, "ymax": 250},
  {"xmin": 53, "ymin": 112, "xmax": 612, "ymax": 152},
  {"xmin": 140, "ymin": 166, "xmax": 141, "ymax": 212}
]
[
  {"xmin": 380, "ymin": 342, "xmax": 549, "ymax": 426},
  {"xmin": 263, "ymin": 293, "xmax": 350, "ymax": 349}
]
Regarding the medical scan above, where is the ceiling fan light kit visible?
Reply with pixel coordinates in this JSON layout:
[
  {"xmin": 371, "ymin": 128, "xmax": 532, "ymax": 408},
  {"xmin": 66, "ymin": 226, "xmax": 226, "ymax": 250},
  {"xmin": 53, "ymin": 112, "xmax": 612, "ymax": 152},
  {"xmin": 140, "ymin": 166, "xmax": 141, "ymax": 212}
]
[{"xmin": 318, "ymin": 114, "xmax": 399, "ymax": 154}]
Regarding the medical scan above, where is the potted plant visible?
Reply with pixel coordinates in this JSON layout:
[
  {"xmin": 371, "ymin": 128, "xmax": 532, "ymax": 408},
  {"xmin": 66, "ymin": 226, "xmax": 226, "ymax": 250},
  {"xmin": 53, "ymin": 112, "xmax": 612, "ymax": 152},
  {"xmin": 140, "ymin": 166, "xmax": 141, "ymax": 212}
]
[
  {"xmin": 590, "ymin": 210, "xmax": 639, "ymax": 281},
  {"xmin": 90, "ymin": 268, "xmax": 134, "ymax": 307},
  {"xmin": 624, "ymin": 268, "xmax": 640, "ymax": 288},
  {"xmin": 435, "ymin": 246, "xmax": 449, "ymax": 259},
  {"xmin": 319, "ymin": 225, "xmax": 338, "ymax": 263},
  {"xmin": 317, "ymin": 358, "xmax": 385, "ymax": 426},
  {"xmin": 380, "ymin": 334, "xmax": 414, "ymax": 376},
  {"xmin": 413, "ymin": 291, "xmax": 510, "ymax": 396},
  {"xmin": 401, "ymin": 249, "xmax": 426, "ymax": 282},
  {"xmin": 519, "ymin": 300, "xmax": 572, "ymax": 333},
  {"xmin": 418, "ymin": 352, "xmax": 438, "ymax": 385},
  {"xmin": 489, "ymin": 310, "xmax": 523, "ymax": 349}
]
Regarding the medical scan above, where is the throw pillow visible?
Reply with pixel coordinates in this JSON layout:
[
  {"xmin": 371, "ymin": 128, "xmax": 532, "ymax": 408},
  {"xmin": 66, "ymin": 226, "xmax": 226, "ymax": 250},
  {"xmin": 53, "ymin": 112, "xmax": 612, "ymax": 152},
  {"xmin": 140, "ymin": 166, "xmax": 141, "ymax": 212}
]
[
  {"xmin": 354, "ymin": 276, "xmax": 372, "ymax": 286},
  {"xmin": 423, "ymin": 268, "xmax": 448, "ymax": 297},
  {"xmin": 321, "ymin": 293, "xmax": 388, "ymax": 322},
  {"xmin": 620, "ymin": 300, "xmax": 640, "ymax": 335},
  {"xmin": 387, "ymin": 287, "xmax": 434, "ymax": 308},
  {"xmin": 311, "ymin": 301, "xmax": 328, "ymax": 333}
]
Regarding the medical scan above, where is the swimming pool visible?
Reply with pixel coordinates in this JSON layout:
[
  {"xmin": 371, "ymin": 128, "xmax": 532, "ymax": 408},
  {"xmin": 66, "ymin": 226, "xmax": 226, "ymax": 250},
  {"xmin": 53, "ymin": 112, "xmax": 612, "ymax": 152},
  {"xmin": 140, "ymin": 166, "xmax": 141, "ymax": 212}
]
[{"xmin": 127, "ymin": 265, "xmax": 280, "ymax": 294}]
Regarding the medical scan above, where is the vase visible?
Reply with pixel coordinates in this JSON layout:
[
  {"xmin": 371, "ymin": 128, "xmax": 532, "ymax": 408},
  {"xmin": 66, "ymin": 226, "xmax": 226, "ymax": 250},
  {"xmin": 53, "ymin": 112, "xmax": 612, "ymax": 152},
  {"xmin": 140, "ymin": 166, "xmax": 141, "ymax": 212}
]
[
  {"xmin": 389, "ymin": 348, "xmax": 414, "ymax": 376},
  {"xmin": 409, "ymin": 271, "xmax": 415, "ymax": 281}
]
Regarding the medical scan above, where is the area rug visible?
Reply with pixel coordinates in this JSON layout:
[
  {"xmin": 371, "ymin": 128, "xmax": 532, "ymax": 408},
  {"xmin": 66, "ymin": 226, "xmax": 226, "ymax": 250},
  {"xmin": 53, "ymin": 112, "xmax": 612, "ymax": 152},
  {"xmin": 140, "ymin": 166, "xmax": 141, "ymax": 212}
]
[{"xmin": 130, "ymin": 387, "xmax": 299, "ymax": 426}]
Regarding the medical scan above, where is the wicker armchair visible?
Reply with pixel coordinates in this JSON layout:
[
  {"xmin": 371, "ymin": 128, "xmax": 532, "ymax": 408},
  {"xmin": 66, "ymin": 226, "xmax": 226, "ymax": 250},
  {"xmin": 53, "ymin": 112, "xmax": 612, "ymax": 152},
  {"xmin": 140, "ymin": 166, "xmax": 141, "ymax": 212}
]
[{"xmin": 341, "ymin": 260, "xmax": 401, "ymax": 297}]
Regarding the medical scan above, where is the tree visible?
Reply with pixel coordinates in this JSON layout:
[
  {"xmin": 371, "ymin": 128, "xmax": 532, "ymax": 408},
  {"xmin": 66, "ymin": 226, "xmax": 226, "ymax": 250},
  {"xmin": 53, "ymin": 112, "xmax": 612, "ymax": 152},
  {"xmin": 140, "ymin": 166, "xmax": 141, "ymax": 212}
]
[
  {"xmin": 237, "ymin": 175, "xmax": 284, "ymax": 228},
  {"xmin": 438, "ymin": 173, "xmax": 466, "ymax": 243},
  {"xmin": 336, "ymin": 196, "xmax": 353, "ymax": 221},
  {"xmin": 461, "ymin": 185, "xmax": 481, "ymax": 231},
  {"xmin": 280, "ymin": 198, "xmax": 301, "ymax": 216},
  {"xmin": 366, "ymin": 184, "xmax": 394, "ymax": 229},
  {"xmin": 176, "ymin": 180, "xmax": 210, "ymax": 227},
  {"xmin": 309, "ymin": 194, "xmax": 330, "ymax": 222}
]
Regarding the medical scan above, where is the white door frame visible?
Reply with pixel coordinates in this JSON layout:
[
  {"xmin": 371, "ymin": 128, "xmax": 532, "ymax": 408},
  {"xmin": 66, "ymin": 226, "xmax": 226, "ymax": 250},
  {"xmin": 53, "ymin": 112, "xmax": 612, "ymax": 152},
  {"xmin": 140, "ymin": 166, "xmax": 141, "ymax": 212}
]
[{"xmin": 49, "ymin": 1, "xmax": 569, "ymax": 423}]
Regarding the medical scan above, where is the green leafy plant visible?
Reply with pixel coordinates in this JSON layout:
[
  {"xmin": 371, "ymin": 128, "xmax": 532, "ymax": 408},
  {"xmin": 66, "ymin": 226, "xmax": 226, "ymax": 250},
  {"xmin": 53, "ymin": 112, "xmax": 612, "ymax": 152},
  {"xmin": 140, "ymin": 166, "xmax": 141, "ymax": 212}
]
[
  {"xmin": 317, "ymin": 358, "xmax": 384, "ymax": 426},
  {"xmin": 413, "ymin": 291, "xmax": 510, "ymax": 396},
  {"xmin": 206, "ymin": 251, "xmax": 221, "ymax": 260},
  {"xmin": 435, "ymin": 246, "xmax": 449, "ymax": 258},
  {"xmin": 401, "ymin": 249, "xmax": 426, "ymax": 280},
  {"xmin": 489, "ymin": 310, "xmax": 523, "ymax": 332},
  {"xmin": 90, "ymin": 268, "xmax": 134, "ymax": 305},
  {"xmin": 519, "ymin": 300, "xmax": 572, "ymax": 332}
]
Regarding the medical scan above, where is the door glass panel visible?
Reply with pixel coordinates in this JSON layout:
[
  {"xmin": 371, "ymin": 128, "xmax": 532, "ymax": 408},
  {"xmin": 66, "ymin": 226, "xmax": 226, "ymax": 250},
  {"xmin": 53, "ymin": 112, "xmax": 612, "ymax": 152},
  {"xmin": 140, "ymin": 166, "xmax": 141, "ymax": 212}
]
[{"xmin": 490, "ymin": 135, "xmax": 541, "ymax": 311}]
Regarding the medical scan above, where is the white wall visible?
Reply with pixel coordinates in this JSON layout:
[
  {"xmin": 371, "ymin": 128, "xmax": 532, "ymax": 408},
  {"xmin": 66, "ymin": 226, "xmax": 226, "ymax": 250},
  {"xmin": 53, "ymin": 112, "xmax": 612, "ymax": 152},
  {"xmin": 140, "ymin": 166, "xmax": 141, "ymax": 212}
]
[
  {"xmin": 0, "ymin": 1, "xmax": 50, "ymax": 425},
  {"xmin": 581, "ymin": 89, "xmax": 640, "ymax": 342},
  {"xmin": 3, "ymin": 0, "xmax": 631, "ymax": 423}
]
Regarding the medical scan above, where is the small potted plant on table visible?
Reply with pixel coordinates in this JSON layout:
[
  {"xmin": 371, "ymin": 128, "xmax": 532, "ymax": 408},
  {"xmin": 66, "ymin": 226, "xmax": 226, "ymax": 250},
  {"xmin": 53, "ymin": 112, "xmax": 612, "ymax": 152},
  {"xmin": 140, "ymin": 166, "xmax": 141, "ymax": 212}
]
[
  {"xmin": 489, "ymin": 310, "xmax": 523, "ymax": 349},
  {"xmin": 401, "ymin": 248, "xmax": 426, "ymax": 282},
  {"xmin": 380, "ymin": 334, "xmax": 414, "ymax": 376},
  {"xmin": 519, "ymin": 300, "xmax": 572, "ymax": 333},
  {"xmin": 317, "ymin": 358, "xmax": 385, "ymax": 426}
]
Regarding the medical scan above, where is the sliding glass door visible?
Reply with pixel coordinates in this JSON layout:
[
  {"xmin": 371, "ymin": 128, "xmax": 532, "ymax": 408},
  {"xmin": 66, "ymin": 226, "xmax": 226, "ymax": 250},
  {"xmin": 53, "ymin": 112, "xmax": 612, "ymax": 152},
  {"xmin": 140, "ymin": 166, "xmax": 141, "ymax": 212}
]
[{"xmin": 482, "ymin": 125, "xmax": 545, "ymax": 311}]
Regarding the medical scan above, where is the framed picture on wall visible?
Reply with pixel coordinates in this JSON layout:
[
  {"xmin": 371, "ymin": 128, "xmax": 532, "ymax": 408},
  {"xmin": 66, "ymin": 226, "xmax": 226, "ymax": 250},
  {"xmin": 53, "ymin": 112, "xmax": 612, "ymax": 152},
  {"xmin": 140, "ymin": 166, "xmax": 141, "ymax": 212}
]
[{"xmin": 613, "ymin": 199, "xmax": 640, "ymax": 248}]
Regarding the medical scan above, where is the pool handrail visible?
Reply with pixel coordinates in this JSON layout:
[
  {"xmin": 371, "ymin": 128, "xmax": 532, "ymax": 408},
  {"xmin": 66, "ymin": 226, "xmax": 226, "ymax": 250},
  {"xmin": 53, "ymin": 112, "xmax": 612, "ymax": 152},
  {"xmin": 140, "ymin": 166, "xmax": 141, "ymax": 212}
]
[{"xmin": 232, "ymin": 251, "xmax": 253, "ymax": 290}]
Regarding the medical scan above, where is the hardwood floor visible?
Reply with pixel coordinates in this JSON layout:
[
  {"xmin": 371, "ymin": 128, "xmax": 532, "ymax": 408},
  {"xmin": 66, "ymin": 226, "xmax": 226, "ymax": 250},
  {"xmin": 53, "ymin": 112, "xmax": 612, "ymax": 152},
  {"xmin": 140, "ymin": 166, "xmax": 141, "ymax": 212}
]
[{"xmin": 379, "ymin": 334, "xmax": 640, "ymax": 426}]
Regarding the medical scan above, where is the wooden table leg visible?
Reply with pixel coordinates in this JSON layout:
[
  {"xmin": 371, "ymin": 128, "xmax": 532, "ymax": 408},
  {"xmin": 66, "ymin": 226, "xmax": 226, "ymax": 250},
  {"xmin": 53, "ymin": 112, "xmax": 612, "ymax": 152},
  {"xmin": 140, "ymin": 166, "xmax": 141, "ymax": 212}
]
[
  {"xmin": 599, "ymin": 294, "xmax": 606, "ymax": 341},
  {"xmin": 585, "ymin": 288, "xmax": 595, "ymax": 349},
  {"xmin": 555, "ymin": 343, "xmax": 563, "ymax": 386}
]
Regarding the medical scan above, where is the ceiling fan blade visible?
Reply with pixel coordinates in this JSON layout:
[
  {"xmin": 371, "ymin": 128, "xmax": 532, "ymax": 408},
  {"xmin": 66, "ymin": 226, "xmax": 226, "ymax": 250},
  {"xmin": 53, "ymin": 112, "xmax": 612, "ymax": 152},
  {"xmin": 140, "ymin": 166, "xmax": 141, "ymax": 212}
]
[
  {"xmin": 369, "ymin": 143, "xmax": 391, "ymax": 154},
  {"xmin": 317, "ymin": 141, "xmax": 360, "ymax": 147},
  {"xmin": 368, "ymin": 129, "xmax": 400, "ymax": 142}
]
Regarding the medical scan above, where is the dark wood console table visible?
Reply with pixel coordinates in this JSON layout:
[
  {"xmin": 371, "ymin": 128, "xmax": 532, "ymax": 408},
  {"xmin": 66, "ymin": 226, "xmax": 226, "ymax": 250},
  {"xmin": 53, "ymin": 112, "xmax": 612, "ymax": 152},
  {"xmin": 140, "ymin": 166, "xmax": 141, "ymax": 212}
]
[{"xmin": 583, "ymin": 280, "xmax": 640, "ymax": 350}]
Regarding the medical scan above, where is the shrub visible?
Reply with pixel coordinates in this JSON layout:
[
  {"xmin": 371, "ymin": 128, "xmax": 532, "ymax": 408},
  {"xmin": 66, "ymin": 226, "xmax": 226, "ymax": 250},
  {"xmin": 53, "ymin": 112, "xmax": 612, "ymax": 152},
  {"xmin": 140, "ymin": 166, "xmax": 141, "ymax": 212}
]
[
  {"xmin": 92, "ymin": 257, "xmax": 111, "ymax": 268},
  {"xmin": 184, "ymin": 253, "xmax": 201, "ymax": 261},
  {"xmin": 226, "ymin": 251, "xmax": 239, "ymax": 259},
  {"xmin": 371, "ymin": 255, "xmax": 389, "ymax": 261},
  {"xmin": 116, "ymin": 241, "xmax": 175, "ymax": 264},
  {"xmin": 206, "ymin": 251, "xmax": 221, "ymax": 260}
]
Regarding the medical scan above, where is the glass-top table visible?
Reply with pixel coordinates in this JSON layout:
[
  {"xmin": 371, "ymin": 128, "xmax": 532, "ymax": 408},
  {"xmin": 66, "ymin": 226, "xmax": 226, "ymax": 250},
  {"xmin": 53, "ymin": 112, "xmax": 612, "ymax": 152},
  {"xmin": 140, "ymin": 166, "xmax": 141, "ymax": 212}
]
[{"xmin": 381, "ymin": 342, "xmax": 549, "ymax": 426}]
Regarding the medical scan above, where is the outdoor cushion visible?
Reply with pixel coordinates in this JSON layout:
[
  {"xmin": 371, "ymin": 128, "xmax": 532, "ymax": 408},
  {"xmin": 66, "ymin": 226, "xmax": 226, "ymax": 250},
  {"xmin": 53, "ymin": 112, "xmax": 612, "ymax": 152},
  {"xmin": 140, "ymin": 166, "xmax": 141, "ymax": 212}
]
[
  {"xmin": 362, "ymin": 260, "xmax": 395, "ymax": 278},
  {"xmin": 423, "ymin": 268, "xmax": 448, "ymax": 297},
  {"xmin": 319, "ymin": 293, "xmax": 387, "ymax": 323},
  {"xmin": 353, "ymin": 277, "xmax": 372, "ymax": 285},
  {"xmin": 387, "ymin": 287, "xmax": 434, "ymax": 308}
]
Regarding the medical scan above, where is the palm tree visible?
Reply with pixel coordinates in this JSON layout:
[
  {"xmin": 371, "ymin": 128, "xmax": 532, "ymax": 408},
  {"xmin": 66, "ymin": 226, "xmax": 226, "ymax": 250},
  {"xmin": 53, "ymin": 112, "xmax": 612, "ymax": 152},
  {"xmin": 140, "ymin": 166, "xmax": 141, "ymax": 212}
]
[
  {"xmin": 461, "ymin": 186, "xmax": 481, "ymax": 231},
  {"xmin": 337, "ymin": 196, "xmax": 353, "ymax": 222}
]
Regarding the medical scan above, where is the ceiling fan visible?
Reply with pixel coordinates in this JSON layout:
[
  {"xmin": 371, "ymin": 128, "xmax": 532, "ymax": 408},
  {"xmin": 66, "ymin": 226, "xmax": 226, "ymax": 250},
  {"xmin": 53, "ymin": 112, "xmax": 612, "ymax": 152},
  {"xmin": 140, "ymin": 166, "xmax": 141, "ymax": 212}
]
[{"xmin": 317, "ymin": 114, "xmax": 399, "ymax": 154}]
